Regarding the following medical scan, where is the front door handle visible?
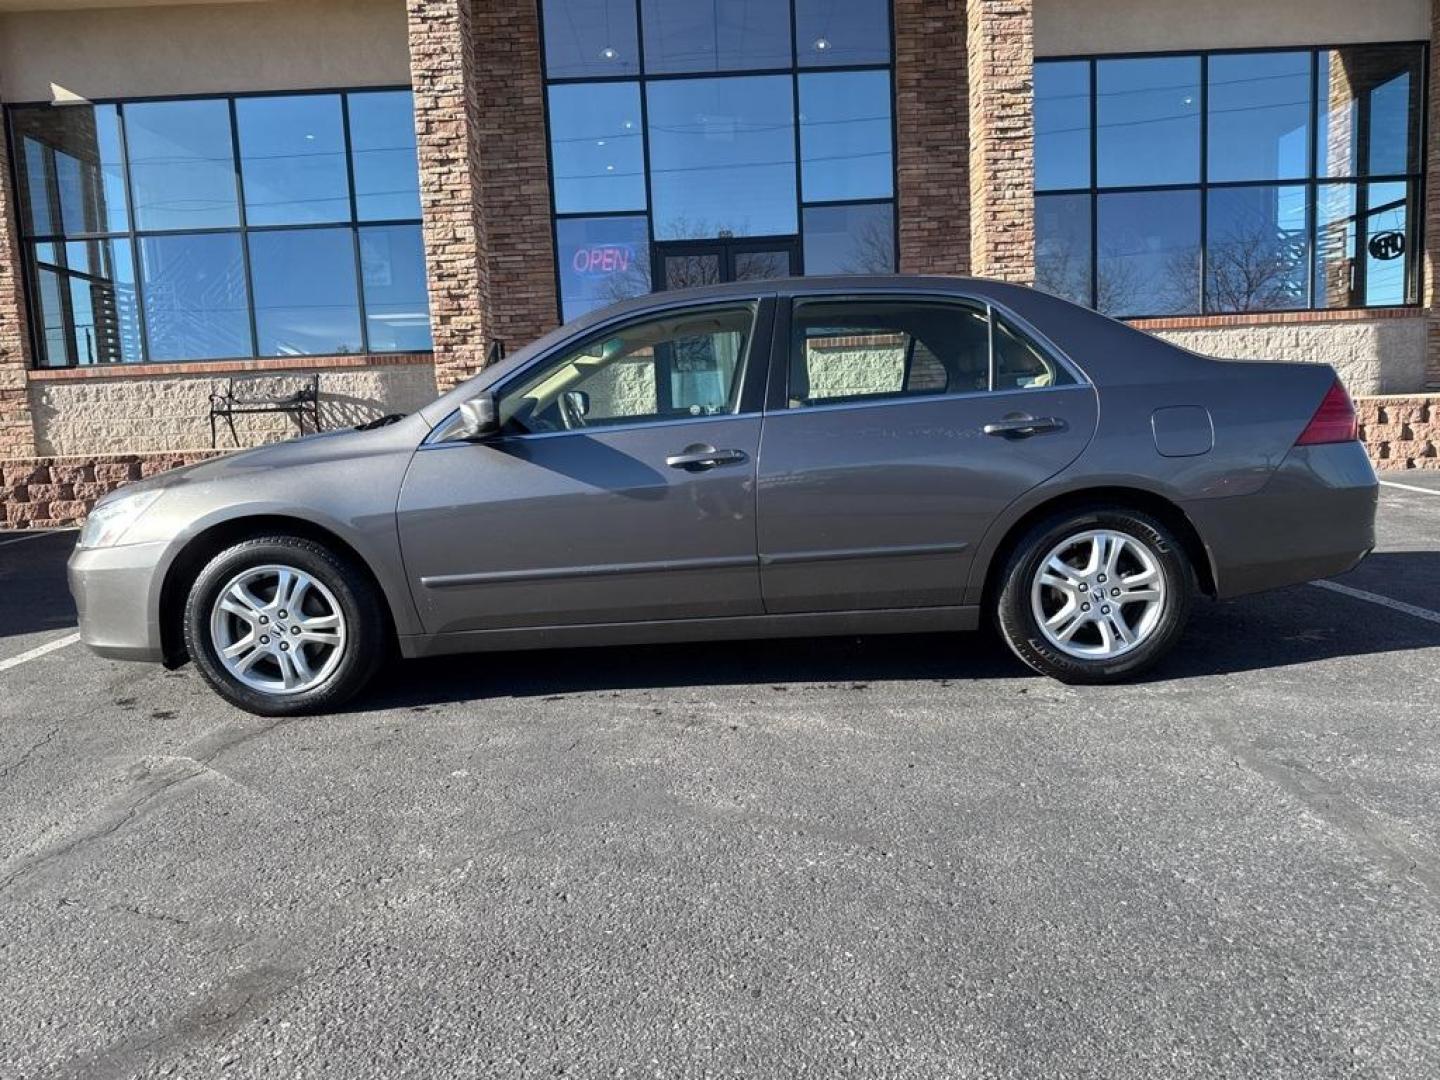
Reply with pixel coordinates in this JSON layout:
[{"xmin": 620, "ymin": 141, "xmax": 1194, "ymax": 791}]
[
  {"xmin": 665, "ymin": 444, "xmax": 748, "ymax": 471},
  {"xmin": 983, "ymin": 415, "xmax": 1066, "ymax": 438}
]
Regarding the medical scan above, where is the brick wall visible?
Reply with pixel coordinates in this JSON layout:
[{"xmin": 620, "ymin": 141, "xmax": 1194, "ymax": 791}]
[
  {"xmin": 965, "ymin": 0, "xmax": 1035, "ymax": 283},
  {"xmin": 0, "ymin": 106, "xmax": 36, "ymax": 458},
  {"xmin": 1428, "ymin": 0, "xmax": 1440, "ymax": 387},
  {"xmin": 473, "ymin": 0, "xmax": 559, "ymax": 354},
  {"xmin": 408, "ymin": 0, "xmax": 492, "ymax": 392},
  {"xmin": 894, "ymin": 0, "xmax": 971, "ymax": 274},
  {"xmin": 1357, "ymin": 394, "xmax": 1440, "ymax": 469},
  {"xmin": 2, "ymin": 451, "xmax": 223, "ymax": 529}
]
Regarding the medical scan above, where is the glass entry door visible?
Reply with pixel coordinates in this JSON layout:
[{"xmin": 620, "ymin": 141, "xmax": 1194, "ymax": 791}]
[{"xmin": 655, "ymin": 237, "xmax": 798, "ymax": 291}]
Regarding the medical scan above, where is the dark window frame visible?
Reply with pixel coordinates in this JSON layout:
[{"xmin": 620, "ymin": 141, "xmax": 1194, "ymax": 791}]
[
  {"xmin": 5, "ymin": 85, "xmax": 430, "ymax": 369},
  {"xmin": 1035, "ymin": 42, "xmax": 1429, "ymax": 318},
  {"xmin": 536, "ymin": 0, "xmax": 901, "ymax": 325}
]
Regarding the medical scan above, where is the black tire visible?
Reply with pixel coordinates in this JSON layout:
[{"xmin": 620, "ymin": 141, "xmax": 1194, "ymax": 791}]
[
  {"xmin": 182, "ymin": 535, "xmax": 387, "ymax": 716},
  {"xmin": 995, "ymin": 506, "xmax": 1195, "ymax": 684}
]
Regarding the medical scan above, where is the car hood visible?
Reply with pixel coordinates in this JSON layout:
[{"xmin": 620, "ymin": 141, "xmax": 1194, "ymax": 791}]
[{"xmin": 103, "ymin": 415, "xmax": 432, "ymax": 503}]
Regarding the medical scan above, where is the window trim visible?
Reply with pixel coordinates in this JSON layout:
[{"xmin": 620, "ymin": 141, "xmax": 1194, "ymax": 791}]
[
  {"xmin": 1034, "ymin": 41, "xmax": 1429, "ymax": 318},
  {"xmin": 535, "ymin": 0, "xmax": 900, "ymax": 323},
  {"xmin": 776, "ymin": 291, "xmax": 1090, "ymax": 414},
  {"xmin": 5, "ymin": 85, "xmax": 429, "ymax": 369}
]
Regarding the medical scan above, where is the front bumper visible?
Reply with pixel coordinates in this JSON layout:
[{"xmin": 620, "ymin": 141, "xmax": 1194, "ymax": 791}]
[
  {"xmin": 1183, "ymin": 441, "xmax": 1377, "ymax": 599},
  {"xmin": 67, "ymin": 540, "xmax": 170, "ymax": 662}
]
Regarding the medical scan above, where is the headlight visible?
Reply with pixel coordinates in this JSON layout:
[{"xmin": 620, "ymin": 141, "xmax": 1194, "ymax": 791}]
[{"xmin": 78, "ymin": 489, "xmax": 164, "ymax": 549}]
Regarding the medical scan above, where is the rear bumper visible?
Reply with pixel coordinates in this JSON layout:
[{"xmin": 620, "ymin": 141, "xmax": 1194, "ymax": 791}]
[
  {"xmin": 67, "ymin": 541, "xmax": 169, "ymax": 662},
  {"xmin": 1182, "ymin": 441, "xmax": 1377, "ymax": 599}
]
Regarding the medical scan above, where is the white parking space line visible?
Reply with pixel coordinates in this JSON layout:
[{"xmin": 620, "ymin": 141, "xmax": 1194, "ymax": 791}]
[
  {"xmin": 1311, "ymin": 580, "xmax": 1440, "ymax": 627},
  {"xmin": 0, "ymin": 632, "xmax": 81, "ymax": 674},
  {"xmin": 0, "ymin": 529, "xmax": 76, "ymax": 548},
  {"xmin": 1379, "ymin": 479, "xmax": 1440, "ymax": 497}
]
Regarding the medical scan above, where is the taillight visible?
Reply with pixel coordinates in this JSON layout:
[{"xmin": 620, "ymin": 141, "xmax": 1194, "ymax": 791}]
[{"xmin": 1295, "ymin": 379, "xmax": 1358, "ymax": 446}]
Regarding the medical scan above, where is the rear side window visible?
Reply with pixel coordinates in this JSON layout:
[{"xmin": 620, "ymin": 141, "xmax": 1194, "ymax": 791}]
[
  {"xmin": 788, "ymin": 298, "xmax": 1075, "ymax": 408},
  {"xmin": 788, "ymin": 300, "xmax": 990, "ymax": 407}
]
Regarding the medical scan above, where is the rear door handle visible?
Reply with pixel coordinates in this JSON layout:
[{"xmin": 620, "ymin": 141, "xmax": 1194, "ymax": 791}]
[
  {"xmin": 983, "ymin": 416, "xmax": 1066, "ymax": 438},
  {"xmin": 665, "ymin": 444, "xmax": 748, "ymax": 471}
]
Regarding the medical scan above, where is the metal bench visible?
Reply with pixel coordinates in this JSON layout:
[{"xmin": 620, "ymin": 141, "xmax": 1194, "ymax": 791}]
[{"xmin": 208, "ymin": 373, "xmax": 321, "ymax": 448}]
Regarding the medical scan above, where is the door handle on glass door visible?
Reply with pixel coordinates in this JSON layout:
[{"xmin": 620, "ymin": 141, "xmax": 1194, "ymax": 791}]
[
  {"xmin": 982, "ymin": 416, "xmax": 1066, "ymax": 438},
  {"xmin": 665, "ymin": 444, "xmax": 748, "ymax": 470}
]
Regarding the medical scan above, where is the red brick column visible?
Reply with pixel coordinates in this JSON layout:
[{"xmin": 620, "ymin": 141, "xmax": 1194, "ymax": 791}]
[
  {"xmin": 964, "ymin": 0, "xmax": 1034, "ymax": 282},
  {"xmin": 407, "ymin": 0, "xmax": 492, "ymax": 391},
  {"xmin": 894, "ymin": 0, "xmax": 970, "ymax": 275},
  {"xmin": 473, "ymin": 0, "xmax": 559, "ymax": 351},
  {"xmin": 0, "ymin": 109, "xmax": 37, "ymax": 458},
  {"xmin": 1426, "ymin": 0, "xmax": 1440, "ymax": 387}
]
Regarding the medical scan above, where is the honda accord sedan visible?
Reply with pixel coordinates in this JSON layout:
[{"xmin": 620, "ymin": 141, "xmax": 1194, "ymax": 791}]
[{"xmin": 68, "ymin": 277, "xmax": 1377, "ymax": 714}]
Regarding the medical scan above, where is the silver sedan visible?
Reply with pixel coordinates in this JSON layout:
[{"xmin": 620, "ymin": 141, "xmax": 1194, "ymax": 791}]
[{"xmin": 68, "ymin": 277, "xmax": 1378, "ymax": 714}]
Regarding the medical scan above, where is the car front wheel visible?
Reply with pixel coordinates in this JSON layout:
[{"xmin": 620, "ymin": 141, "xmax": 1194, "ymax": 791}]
[
  {"xmin": 183, "ymin": 535, "xmax": 386, "ymax": 715},
  {"xmin": 995, "ymin": 507, "xmax": 1195, "ymax": 684}
]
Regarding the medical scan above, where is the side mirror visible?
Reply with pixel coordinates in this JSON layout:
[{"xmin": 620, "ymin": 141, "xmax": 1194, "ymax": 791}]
[
  {"xmin": 458, "ymin": 393, "xmax": 500, "ymax": 439},
  {"xmin": 563, "ymin": 389, "xmax": 590, "ymax": 419}
]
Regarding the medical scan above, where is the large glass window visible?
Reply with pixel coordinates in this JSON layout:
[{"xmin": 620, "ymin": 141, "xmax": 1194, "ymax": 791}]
[
  {"xmin": 542, "ymin": 0, "xmax": 896, "ymax": 322},
  {"xmin": 1035, "ymin": 45, "xmax": 1424, "ymax": 316},
  {"xmin": 10, "ymin": 89, "xmax": 430, "ymax": 367}
]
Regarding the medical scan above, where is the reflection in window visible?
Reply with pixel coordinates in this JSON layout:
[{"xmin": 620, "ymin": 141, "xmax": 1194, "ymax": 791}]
[
  {"xmin": 1207, "ymin": 52, "xmax": 1310, "ymax": 182},
  {"xmin": 30, "ymin": 240, "xmax": 143, "ymax": 366},
  {"xmin": 360, "ymin": 225, "xmax": 433, "ymax": 351},
  {"xmin": 1096, "ymin": 190, "xmax": 1200, "ymax": 317},
  {"xmin": 11, "ymin": 104, "xmax": 129, "ymax": 236},
  {"xmin": 126, "ymin": 99, "xmax": 240, "ymax": 231},
  {"xmin": 794, "ymin": 0, "xmax": 890, "ymax": 67},
  {"xmin": 249, "ymin": 228, "xmax": 362, "ymax": 356},
  {"xmin": 139, "ymin": 233, "xmax": 251, "ymax": 361},
  {"xmin": 348, "ymin": 90, "xmax": 423, "ymax": 221},
  {"xmin": 1035, "ymin": 194, "xmax": 1091, "ymax": 307},
  {"xmin": 1317, "ymin": 45, "xmax": 1422, "ymax": 178},
  {"xmin": 798, "ymin": 71, "xmax": 893, "ymax": 203},
  {"xmin": 555, "ymin": 215, "xmax": 651, "ymax": 321},
  {"xmin": 802, "ymin": 203, "xmax": 894, "ymax": 274},
  {"xmin": 236, "ymin": 94, "xmax": 350, "ymax": 226},
  {"xmin": 647, "ymin": 75, "xmax": 796, "ymax": 239},
  {"xmin": 548, "ymin": 82, "xmax": 646, "ymax": 213},
  {"xmin": 542, "ymin": 0, "xmax": 640, "ymax": 78},
  {"xmin": 1096, "ymin": 56, "xmax": 1201, "ymax": 187},
  {"xmin": 994, "ymin": 314, "xmax": 1075, "ymax": 391},
  {"xmin": 1035, "ymin": 61, "xmax": 1090, "ymax": 191},
  {"xmin": 1315, "ymin": 182, "xmax": 1412, "ymax": 309},
  {"xmin": 1206, "ymin": 185, "xmax": 1309, "ymax": 312},
  {"xmin": 639, "ymin": 0, "xmax": 791, "ymax": 74}
]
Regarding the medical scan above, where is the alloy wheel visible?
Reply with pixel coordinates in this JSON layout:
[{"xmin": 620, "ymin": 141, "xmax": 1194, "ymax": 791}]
[
  {"xmin": 1029, "ymin": 529, "xmax": 1167, "ymax": 660},
  {"xmin": 208, "ymin": 563, "xmax": 348, "ymax": 695}
]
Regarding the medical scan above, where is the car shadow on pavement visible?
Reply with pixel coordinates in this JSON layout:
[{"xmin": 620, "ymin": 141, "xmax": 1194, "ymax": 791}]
[
  {"xmin": 360, "ymin": 551, "xmax": 1440, "ymax": 708},
  {"xmin": 0, "ymin": 531, "xmax": 78, "ymax": 640}
]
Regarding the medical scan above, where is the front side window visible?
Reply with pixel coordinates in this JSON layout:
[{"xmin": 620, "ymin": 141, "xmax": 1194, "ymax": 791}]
[
  {"xmin": 542, "ymin": 0, "xmax": 896, "ymax": 323},
  {"xmin": 1034, "ymin": 44, "xmax": 1425, "ymax": 317},
  {"xmin": 500, "ymin": 305, "xmax": 755, "ymax": 433},
  {"xmin": 10, "ymin": 89, "xmax": 431, "ymax": 368}
]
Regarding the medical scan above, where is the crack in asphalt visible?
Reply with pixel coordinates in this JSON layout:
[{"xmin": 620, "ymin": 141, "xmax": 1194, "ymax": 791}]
[
  {"xmin": 0, "ymin": 723, "xmax": 62, "ymax": 782},
  {"xmin": 1206, "ymin": 714, "xmax": 1440, "ymax": 901},
  {"xmin": 0, "ymin": 715, "xmax": 301, "ymax": 897}
]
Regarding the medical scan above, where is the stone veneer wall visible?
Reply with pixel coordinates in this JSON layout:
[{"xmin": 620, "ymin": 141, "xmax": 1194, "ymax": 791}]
[
  {"xmin": 1136, "ymin": 315, "xmax": 1427, "ymax": 396},
  {"xmin": 29, "ymin": 360, "xmax": 437, "ymax": 457},
  {"xmin": 1356, "ymin": 395, "xmax": 1440, "ymax": 469}
]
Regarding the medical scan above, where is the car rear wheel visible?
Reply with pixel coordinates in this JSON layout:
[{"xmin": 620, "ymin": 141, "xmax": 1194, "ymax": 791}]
[
  {"xmin": 183, "ymin": 535, "xmax": 386, "ymax": 715},
  {"xmin": 995, "ymin": 507, "xmax": 1194, "ymax": 683}
]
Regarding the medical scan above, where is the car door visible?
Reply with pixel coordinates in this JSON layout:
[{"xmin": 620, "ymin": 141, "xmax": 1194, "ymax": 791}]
[
  {"xmin": 398, "ymin": 299, "xmax": 772, "ymax": 635},
  {"xmin": 755, "ymin": 293, "xmax": 1098, "ymax": 614}
]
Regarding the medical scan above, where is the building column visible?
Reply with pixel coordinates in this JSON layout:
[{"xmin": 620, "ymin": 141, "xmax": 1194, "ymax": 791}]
[
  {"xmin": 471, "ymin": 0, "xmax": 559, "ymax": 353},
  {"xmin": 0, "ymin": 115, "xmax": 37, "ymax": 459},
  {"xmin": 894, "ymin": 0, "xmax": 971, "ymax": 274},
  {"xmin": 964, "ymin": 0, "xmax": 1035, "ymax": 283},
  {"xmin": 407, "ymin": 0, "xmax": 492, "ymax": 391}
]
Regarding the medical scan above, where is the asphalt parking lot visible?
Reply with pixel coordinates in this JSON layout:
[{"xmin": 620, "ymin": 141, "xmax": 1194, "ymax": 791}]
[{"xmin": 1, "ymin": 476, "xmax": 1438, "ymax": 1079}]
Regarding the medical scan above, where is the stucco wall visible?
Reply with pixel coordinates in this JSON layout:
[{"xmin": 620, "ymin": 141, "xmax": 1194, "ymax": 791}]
[
  {"xmin": 30, "ymin": 361, "xmax": 437, "ymax": 456},
  {"xmin": 1034, "ymin": 0, "xmax": 1428, "ymax": 56},
  {"xmin": 1147, "ymin": 316, "xmax": 1427, "ymax": 396},
  {"xmin": 0, "ymin": 0, "xmax": 408, "ymax": 102}
]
